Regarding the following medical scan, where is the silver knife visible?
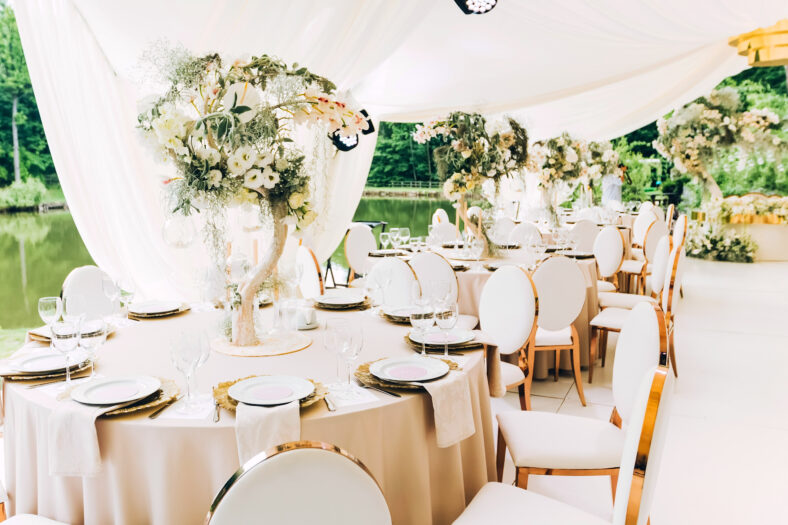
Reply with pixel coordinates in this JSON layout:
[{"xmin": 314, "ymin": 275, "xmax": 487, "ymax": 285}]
[
  {"xmin": 357, "ymin": 382, "xmax": 401, "ymax": 398},
  {"xmin": 324, "ymin": 396, "xmax": 336, "ymax": 412},
  {"xmin": 213, "ymin": 399, "xmax": 221, "ymax": 422}
]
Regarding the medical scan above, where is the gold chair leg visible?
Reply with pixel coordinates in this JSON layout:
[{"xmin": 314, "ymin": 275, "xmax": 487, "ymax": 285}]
[
  {"xmin": 496, "ymin": 428, "xmax": 506, "ymax": 482},
  {"xmin": 600, "ymin": 330, "xmax": 609, "ymax": 368},
  {"xmin": 610, "ymin": 470, "xmax": 619, "ymax": 501},
  {"xmin": 522, "ymin": 346, "xmax": 535, "ymax": 410},
  {"xmin": 517, "ymin": 383, "xmax": 529, "ymax": 411},
  {"xmin": 589, "ymin": 327, "xmax": 598, "ymax": 384},
  {"xmin": 571, "ymin": 343, "xmax": 586, "ymax": 406},
  {"xmin": 554, "ymin": 349, "xmax": 560, "ymax": 381},
  {"xmin": 515, "ymin": 467, "xmax": 529, "ymax": 489},
  {"xmin": 669, "ymin": 328, "xmax": 678, "ymax": 377}
]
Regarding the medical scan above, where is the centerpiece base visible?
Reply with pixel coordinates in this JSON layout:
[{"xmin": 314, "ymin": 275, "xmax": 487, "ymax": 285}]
[{"xmin": 212, "ymin": 332, "xmax": 312, "ymax": 357}]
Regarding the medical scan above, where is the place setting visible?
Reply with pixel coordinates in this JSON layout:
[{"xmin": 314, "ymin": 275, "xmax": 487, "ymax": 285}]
[
  {"xmin": 312, "ymin": 289, "xmax": 370, "ymax": 311},
  {"xmin": 127, "ymin": 299, "xmax": 191, "ymax": 320}
]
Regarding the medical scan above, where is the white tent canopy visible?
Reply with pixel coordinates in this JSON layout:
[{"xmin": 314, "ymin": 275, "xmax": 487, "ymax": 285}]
[{"xmin": 13, "ymin": 0, "xmax": 787, "ymax": 300}]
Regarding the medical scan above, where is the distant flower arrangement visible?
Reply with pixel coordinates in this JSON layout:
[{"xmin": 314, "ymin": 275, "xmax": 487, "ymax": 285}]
[
  {"xmin": 653, "ymin": 86, "xmax": 786, "ymax": 198},
  {"xmin": 527, "ymin": 133, "xmax": 590, "ymax": 190},
  {"xmin": 412, "ymin": 112, "xmax": 529, "ymax": 201},
  {"xmin": 686, "ymin": 221, "xmax": 756, "ymax": 263},
  {"xmin": 707, "ymin": 194, "xmax": 788, "ymax": 224}
]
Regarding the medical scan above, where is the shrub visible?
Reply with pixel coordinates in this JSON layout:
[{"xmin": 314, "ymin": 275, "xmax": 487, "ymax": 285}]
[
  {"xmin": 0, "ymin": 177, "xmax": 47, "ymax": 210},
  {"xmin": 685, "ymin": 222, "xmax": 757, "ymax": 263}
]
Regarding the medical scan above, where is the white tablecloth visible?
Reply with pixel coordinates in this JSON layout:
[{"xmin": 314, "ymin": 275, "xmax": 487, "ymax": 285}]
[{"xmin": 4, "ymin": 310, "xmax": 495, "ymax": 525}]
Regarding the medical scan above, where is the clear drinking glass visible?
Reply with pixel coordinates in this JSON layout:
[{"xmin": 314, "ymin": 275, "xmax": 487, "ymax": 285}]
[
  {"xmin": 79, "ymin": 318, "xmax": 107, "ymax": 377},
  {"xmin": 389, "ymin": 228, "xmax": 401, "ymax": 249},
  {"xmin": 340, "ymin": 323, "xmax": 363, "ymax": 393},
  {"xmin": 399, "ymin": 227, "xmax": 411, "ymax": 246},
  {"xmin": 102, "ymin": 276, "xmax": 120, "ymax": 313},
  {"xmin": 379, "ymin": 232, "xmax": 391, "ymax": 250},
  {"xmin": 409, "ymin": 283, "xmax": 434, "ymax": 357},
  {"xmin": 170, "ymin": 331, "xmax": 211, "ymax": 414},
  {"xmin": 363, "ymin": 275, "xmax": 383, "ymax": 318},
  {"xmin": 51, "ymin": 321, "xmax": 79, "ymax": 387},
  {"xmin": 38, "ymin": 297, "xmax": 62, "ymax": 345},
  {"xmin": 63, "ymin": 294, "xmax": 87, "ymax": 324},
  {"xmin": 435, "ymin": 301, "xmax": 459, "ymax": 358},
  {"xmin": 323, "ymin": 319, "xmax": 352, "ymax": 390}
]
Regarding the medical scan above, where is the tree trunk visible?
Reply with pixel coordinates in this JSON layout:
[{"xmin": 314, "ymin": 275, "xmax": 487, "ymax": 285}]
[
  {"xmin": 12, "ymin": 96, "xmax": 21, "ymax": 184},
  {"xmin": 232, "ymin": 201, "xmax": 289, "ymax": 346},
  {"xmin": 456, "ymin": 196, "xmax": 489, "ymax": 256}
]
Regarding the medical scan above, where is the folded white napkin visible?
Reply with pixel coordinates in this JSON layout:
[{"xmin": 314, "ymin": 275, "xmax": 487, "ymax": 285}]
[
  {"xmin": 422, "ymin": 371, "xmax": 475, "ymax": 448},
  {"xmin": 235, "ymin": 401, "xmax": 300, "ymax": 464},
  {"xmin": 325, "ymin": 384, "xmax": 378, "ymax": 410},
  {"xmin": 48, "ymin": 399, "xmax": 121, "ymax": 476},
  {"xmin": 472, "ymin": 331, "xmax": 505, "ymax": 398}
]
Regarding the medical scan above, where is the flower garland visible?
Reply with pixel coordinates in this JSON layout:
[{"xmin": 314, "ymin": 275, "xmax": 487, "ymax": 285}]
[
  {"xmin": 685, "ymin": 221, "xmax": 757, "ymax": 263},
  {"xmin": 653, "ymin": 86, "xmax": 787, "ymax": 198},
  {"xmin": 706, "ymin": 194, "xmax": 788, "ymax": 224}
]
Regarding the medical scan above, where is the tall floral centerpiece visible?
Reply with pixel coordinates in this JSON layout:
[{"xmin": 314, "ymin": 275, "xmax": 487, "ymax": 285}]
[
  {"xmin": 138, "ymin": 51, "xmax": 373, "ymax": 346},
  {"xmin": 582, "ymin": 140, "xmax": 619, "ymax": 207},
  {"xmin": 412, "ymin": 113, "xmax": 529, "ymax": 253},
  {"xmin": 653, "ymin": 86, "xmax": 786, "ymax": 199},
  {"xmin": 527, "ymin": 133, "xmax": 589, "ymax": 225}
]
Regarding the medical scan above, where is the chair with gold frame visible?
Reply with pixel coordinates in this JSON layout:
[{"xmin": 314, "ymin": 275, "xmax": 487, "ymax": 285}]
[
  {"xmin": 455, "ymin": 364, "xmax": 674, "ymax": 525},
  {"xmin": 665, "ymin": 203, "xmax": 675, "ymax": 232},
  {"xmin": 593, "ymin": 226, "xmax": 625, "ymax": 293},
  {"xmin": 495, "ymin": 303, "xmax": 666, "ymax": 497},
  {"xmin": 344, "ymin": 223, "xmax": 377, "ymax": 288},
  {"xmin": 525, "ymin": 255, "xmax": 587, "ymax": 407},
  {"xmin": 619, "ymin": 210, "xmax": 656, "ymax": 294},
  {"xmin": 296, "ymin": 244, "xmax": 324, "ymax": 299},
  {"xmin": 478, "ymin": 266, "xmax": 538, "ymax": 411},
  {"xmin": 205, "ymin": 441, "xmax": 391, "ymax": 525},
  {"xmin": 599, "ymin": 235, "xmax": 668, "ymax": 310}
]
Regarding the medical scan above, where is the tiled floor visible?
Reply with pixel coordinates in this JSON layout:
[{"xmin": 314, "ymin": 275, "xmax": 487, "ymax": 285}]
[{"xmin": 491, "ymin": 258, "xmax": 788, "ymax": 523}]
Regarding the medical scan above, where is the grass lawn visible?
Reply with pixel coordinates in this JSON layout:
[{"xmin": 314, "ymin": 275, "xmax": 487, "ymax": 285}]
[
  {"xmin": 44, "ymin": 186, "xmax": 65, "ymax": 203},
  {"xmin": 0, "ymin": 328, "xmax": 28, "ymax": 359}
]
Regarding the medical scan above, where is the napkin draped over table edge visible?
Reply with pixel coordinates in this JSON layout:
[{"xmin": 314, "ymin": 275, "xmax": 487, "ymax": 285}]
[
  {"xmin": 422, "ymin": 370, "xmax": 475, "ymax": 448},
  {"xmin": 235, "ymin": 401, "xmax": 300, "ymax": 464},
  {"xmin": 47, "ymin": 400, "xmax": 116, "ymax": 477}
]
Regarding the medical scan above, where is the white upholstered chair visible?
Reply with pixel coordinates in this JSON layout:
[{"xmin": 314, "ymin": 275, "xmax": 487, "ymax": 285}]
[
  {"xmin": 409, "ymin": 252, "xmax": 459, "ymax": 304},
  {"xmin": 575, "ymin": 207, "xmax": 599, "ymax": 222},
  {"xmin": 296, "ymin": 245, "xmax": 324, "ymax": 299},
  {"xmin": 637, "ymin": 200, "xmax": 655, "ymax": 216},
  {"xmin": 599, "ymin": 235, "xmax": 669, "ymax": 309},
  {"xmin": 643, "ymin": 219, "xmax": 668, "ymax": 266},
  {"xmin": 368, "ymin": 257, "xmax": 418, "ymax": 309},
  {"xmin": 432, "ymin": 208, "xmax": 450, "ymax": 226},
  {"xmin": 651, "ymin": 205, "xmax": 665, "ymax": 222},
  {"xmin": 526, "ymin": 256, "xmax": 587, "ymax": 407},
  {"xmin": 455, "ymin": 365, "xmax": 674, "ymax": 525},
  {"xmin": 479, "ymin": 266, "xmax": 537, "ymax": 411},
  {"xmin": 671, "ymin": 213, "xmax": 687, "ymax": 250},
  {"xmin": 619, "ymin": 210, "xmax": 657, "ymax": 294},
  {"xmin": 206, "ymin": 441, "xmax": 390, "ymax": 525},
  {"xmin": 432, "ymin": 223, "xmax": 459, "ymax": 244},
  {"xmin": 661, "ymin": 244, "xmax": 685, "ymax": 377},
  {"xmin": 467, "ymin": 206, "xmax": 483, "ymax": 222},
  {"xmin": 492, "ymin": 217, "xmax": 516, "ymax": 245},
  {"xmin": 343, "ymin": 224, "xmax": 377, "ymax": 286},
  {"xmin": 568, "ymin": 219, "xmax": 600, "ymax": 252},
  {"xmin": 495, "ymin": 303, "xmax": 666, "ymax": 495},
  {"xmin": 508, "ymin": 222, "xmax": 542, "ymax": 246},
  {"xmin": 665, "ymin": 203, "xmax": 675, "ymax": 231},
  {"xmin": 632, "ymin": 209, "xmax": 657, "ymax": 248},
  {"xmin": 61, "ymin": 266, "xmax": 117, "ymax": 319},
  {"xmin": 593, "ymin": 226, "xmax": 625, "ymax": 293}
]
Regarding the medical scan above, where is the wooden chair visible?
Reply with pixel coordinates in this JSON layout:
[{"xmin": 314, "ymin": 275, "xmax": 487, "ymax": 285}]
[
  {"xmin": 495, "ymin": 303, "xmax": 667, "ymax": 497},
  {"xmin": 455, "ymin": 364, "xmax": 673, "ymax": 525}
]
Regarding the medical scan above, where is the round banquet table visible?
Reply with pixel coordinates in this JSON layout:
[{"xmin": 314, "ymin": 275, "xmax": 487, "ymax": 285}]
[
  {"xmin": 4, "ymin": 309, "xmax": 496, "ymax": 525},
  {"xmin": 438, "ymin": 247, "xmax": 600, "ymax": 379}
]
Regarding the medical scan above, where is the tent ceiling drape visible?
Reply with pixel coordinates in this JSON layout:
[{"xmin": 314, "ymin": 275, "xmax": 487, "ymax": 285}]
[{"xmin": 12, "ymin": 0, "xmax": 787, "ymax": 299}]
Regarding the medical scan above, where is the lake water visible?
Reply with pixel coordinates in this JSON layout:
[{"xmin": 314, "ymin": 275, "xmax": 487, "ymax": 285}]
[{"xmin": 0, "ymin": 197, "xmax": 454, "ymax": 332}]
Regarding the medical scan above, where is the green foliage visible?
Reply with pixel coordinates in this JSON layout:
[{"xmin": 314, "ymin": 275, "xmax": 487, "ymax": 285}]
[
  {"xmin": 367, "ymin": 122, "xmax": 436, "ymax": 185},
  {"xmin": 0, "ymin": 177, "xmax": 46, "ymax": 209},
  {"xmin": 612, "ymin": 140, "xmax": 653, "ymax": 202},
  {"xmin": 685, "ymin": 222, "xmax": 756, "ymax": 263}
]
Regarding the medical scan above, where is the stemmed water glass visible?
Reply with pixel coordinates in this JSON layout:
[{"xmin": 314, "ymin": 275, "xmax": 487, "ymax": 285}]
[
  {"xmin": 399, "ymin": 227, "xmax": 411, "ymax": 247},
  {"xmin": 409, "ymin": 283, "xmax": 435, "ymax": 357},
  {"xmin": 339, "ymin": 323, "xmax": 363, "ymax": 396},
  {"xmin": 79, "ymin": 318, "xmax": 107, "ymax": 378},
  {"xmin": 363, "ymin": 274, "xmax": 383, "ymax": 318},
  {"xmin": 170, "ymin": 331, "xmax": 211, "ymax": 414},
  {"xmin": 38, "ymin": 297, "xmax": 62, "ymax": 345},
  {"xmin": 389, "ymin": 228, "xmax": 401, "ymax": 250},
  {"xmin": 435, "ymin": 301, "xmax": 459, "ymax": 357},
  {"xmin": 51, "ymin": 320, "xmax": 80, "ymax": 387},
  {"xmin": 469, "ymin": 236, "xmax": 485, "ymax": 271},
  {"xmin": 102, "ymin": 275, "xmax": 120, "ymax": 312},
  {"xmin": 324, "ymin": 319, "xmax": 352, "ymax": 390},
  {"xmin": 379, "ymin": 232, "xmax": 391, "ymax": 251}
]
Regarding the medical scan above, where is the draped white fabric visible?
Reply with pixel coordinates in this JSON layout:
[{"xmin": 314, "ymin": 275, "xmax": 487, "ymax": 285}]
[{"xmin": 12, "ymin": 0, "xmax": 787, "ymax": 298}]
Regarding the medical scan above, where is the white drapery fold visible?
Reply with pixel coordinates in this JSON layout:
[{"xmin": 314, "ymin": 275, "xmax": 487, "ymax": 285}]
[{"xmin": 12, "ymin": 0, "xmax": 787, "ymax": 299}]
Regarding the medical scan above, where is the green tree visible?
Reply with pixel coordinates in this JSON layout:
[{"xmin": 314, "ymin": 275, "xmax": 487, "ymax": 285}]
[{"xmin": 367, "ymin": 122, "xmax": 440, "ymax": 186}]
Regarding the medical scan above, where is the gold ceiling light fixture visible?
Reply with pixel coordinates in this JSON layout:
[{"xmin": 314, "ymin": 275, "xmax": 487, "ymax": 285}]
[{"xmin": 728, "ymin": 19, "xmax": 788, "ymax": 67}]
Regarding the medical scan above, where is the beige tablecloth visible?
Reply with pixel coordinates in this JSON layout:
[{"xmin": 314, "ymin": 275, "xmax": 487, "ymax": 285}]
[
  {"xmin": 448, "ymin": 251, "xmax": 599, "ymax": 380},
  {"xmin": 4, "ymin": 310, "xmax": 495, "ymax": 525}
]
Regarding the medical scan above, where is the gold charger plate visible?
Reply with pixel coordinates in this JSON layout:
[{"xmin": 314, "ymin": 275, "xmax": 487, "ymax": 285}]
[
  {"xmin": 128, "ymin": 304, "xmax": 191, "ymax": 320},
  {"xmin": 355, "ymin": 358, "xmax": 461, "ymax": 392},
  {"xmin": 104, "ymin": 378, "xmax": 180, "ymax": 417},
  {"xmin": 403, "ymin": 335, "xmax": 484, "ymax": 352},
  {"xmin": 213, "ymin": 376, "xmax": 328, "ymax": 412},
  {"xmin": 2, "ymin": 361, "xmax": 92, "ymax": 382},
  {"xmin": 314, "ymin": 299, "xmax": 370, "ymax": 312}
]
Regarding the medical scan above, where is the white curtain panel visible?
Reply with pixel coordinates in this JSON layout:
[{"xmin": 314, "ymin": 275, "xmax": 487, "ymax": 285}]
[{"xmin": 12, "ymin": 0, "xmax": 787, "ymax": 299}]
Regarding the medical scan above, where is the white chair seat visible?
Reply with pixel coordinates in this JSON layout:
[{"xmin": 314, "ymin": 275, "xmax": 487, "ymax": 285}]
[
  {"xmin": 631, "ymin": 247, "xmax": 645, "ymax": 261},
  {"xmin": 497, "ymin": 411, "xmax": 625, "ymax": 469},
  {"xmin": 620, "ymin": 259, "xmax": 644, "ymax": 274},
  {"xmin": 534, "ymin": 326, "xmax": 572, "ymax": 346},
  {"xmin": 500, "ymin": 361, "xmax": 525, "ymax": 388},
  {"xmin": 6, "ymin": 516, "xmax": 68, "ymax": 525},
  {"xmin": 597, "ymin": 280, "xmax": 616, "ymax": 292},
  {"xmin": 453, "ymin": 482, "xmax": 609, "ymax": 525},
  {"xmin": 590, "ymin": 307, "xmax": 630, "ymax": 330},
  {"xmin": 456, "ymin": 314, "xmax": 479, "ymax": 331},
  {"xmin": 598, "ymin": 292, "xmax": 656, "ymax": 309}
]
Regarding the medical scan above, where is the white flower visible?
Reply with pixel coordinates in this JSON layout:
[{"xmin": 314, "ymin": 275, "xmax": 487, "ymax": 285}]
[
  {"xmin": 566, "ymin": 147, "xmax": 578, "ymax": 164},
  {"xmin": 207, "ymin": 169, "xmax": 223, "ymax": 188},
  {"xmin": 275, "ymin": 158, "xmax": 290, "ymax": 171},
  {"xmin": 227, "ymin": 146, "xmax": 256, "ymax": 175},
  {"xmin": 222, "ymin": 82, "xmax": 261, "ymax": 123},
  {"xmin": 151, "ymin": 111, "xmax": 188, "ymax": 143},
  {"xmin": 243, "ymin": 169, "xmax": 263, "ymax": 190},
  {"xmin": 257, "ymin": 153, "xmax": 274, "ymax": 168},
  {"xmin": 195, "ymin": 146, "xmax": 221, "ymax": 166},
  {"xmin": 288, "ymin": 192, "xmax": 306, "ymax": 209},
  {"xmin": 299, "ymin": 210, "xmax": 317, "ymax": 228},
  {"xmin": 461, "ymin": 149, "xmax": 472, "ymax": 159},
  {"xmin": 261, "ymin": 166, "xmax": 280, "ymax": 189}
]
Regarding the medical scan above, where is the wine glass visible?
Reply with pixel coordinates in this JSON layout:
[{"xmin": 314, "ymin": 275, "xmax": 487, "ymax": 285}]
[
  {"xmin": 170, "ymin": 331, "xmax": 211, "ymax": 414},
  {"xmin": 399, "ymin": 227, "xmax": 411, "ymax": 247},
  {"xmin": 118, "ymin": 278, "xmax": 136, "ymax": 316},
  {"xmin": 435, "ymin": 301, "xmax": 459, "ymax": 358},
  {"xmin": 379, "ymin": 232, "xmax": 391, "ymax": 250},
  {"xmin": 79, "ymin": 318, "xmax": 107, "ymax": 378},
  {"xmin": 389, "ymin": 228, "xmax": 401, "ymax": 250},
  {"xmin": 469, "ymin": 236, "xmax": 485, "ymax": 271},
  {"xmin": 340, "ymin": 323, "xmax": 363, "ymax": 394},
  {"xmin": 323, "ymin": 319, "xmax": 352, "ymax": 390},
  {"xmin": 51, "ymin": 321, "xmax": 79, "ymax": 387},
  {"xmin": 409, "ymin": 283, "xmax": 434, "ymax": 357},
  {"xmin": 363, "ymin": 274, "xmax": 383, "ymax": 318},
  {"xmin": 38, "ymin": 297, "xmax": 62, "ymax": 344},
  {"xmin": 63, "ymin": 294, "xmax": 87, "ymax": 324},
  {"xmin": 371, "ymin": 266, "xmax": 392, "ymax": 311}
]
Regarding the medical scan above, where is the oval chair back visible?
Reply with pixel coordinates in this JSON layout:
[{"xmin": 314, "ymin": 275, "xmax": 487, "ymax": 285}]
[
  {"xmin": 612, "ymin": 303, "xmax": 666, "ymax": 423},
  {"xmin": 643, "ymin": 219, "xmax": 669, "ymax": 263},
  {"xmin": 671, "ymin": 214, "xmax": 687, "ymax": 249},
  {"xmin": 632, "ymin": 209, "xmax": 657, "ymax": 246},
  {"xmin": 593, "ymin": 226, "xmax": 625, "ymax": 279},
  {"xmin": 531, "ymin": 256, "xmax": 586, "ymax": 331},
  {"xmin": 651, "ymin": 205, "xmax": 665, "ymax": 222},
  {"xmin": 432, "ymin": 208, "xmax": 450, "ymax": 226},
  {"xmin": 409, "ymin": 252, "xmax": 458, "ymax": 304},
  {"xmin": 612, "ymin": 366, "xmax": 674, "ymax": 525},
  {"xmin": 576, "ymin": 207, "xmax": 599, "ymax": 222},
  {"xmin": 479, "ymin": 266, "xmax": 537, "ymax": 356},
  {"xmin": 344, "ymin": 224, "xmax": 376, "ymax": 279},
  {"xmin": 661, "ymin": 245, "xmax": 684, "ymax": 319},
  {"xmin": 62, "ymin": 265, "xmax": 117, "ymax": 319},
  {"xmin": 648, "ymin": 236, "xmax": 671, "ymax": 297},
  {"xmin": 368, "ymin": 258, "xmax": 418, "ymax": 309},
  {"xmin": 637, "ymin": 201, "xmax": 655, "ymax": 215},
  {"xmin": 296, "ymin": 245, "xmax": 324, "ymax": 299},
  {"xmin": 206, "ymin": 441, "xmax": 391, "ymax": 525},
  {"xmin": 492, "ymin": 217, "xmax": 516, "ymax": 245},
  {"xmin": 508, "ymin": 222, "xmax": 542, "ymax": 246},
  {"xmin": 665, "ymin": 203, "xmax": 675, "ymax": 231},
  {"xmin": 432, "ymin": 223, "xmax": 459, "ymax": 244},
  {"xmin": 568, "ymin": 219, "xmax": 600, "ymax": 252}
]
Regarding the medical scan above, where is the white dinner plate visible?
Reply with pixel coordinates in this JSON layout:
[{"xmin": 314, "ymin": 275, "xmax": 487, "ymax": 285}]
[
  {"xmin": 28, "ymin": 321, "xmax": 114, "ymax": 341},
  {"xmin": 315, "ymin": 290, "xmax": 366, "ymax": 307},
  {"xmin": 11, "ymin": 348, "xmax": 90, "ymax": 375},
  {"xmin": 71, "ymin": 376, "xmax": 161, "ymax": 406},
  {"xmin": 128, "ymin": 300, "xmax": 182, "ymax": 316},
  {"xmin": 228, "ymin": 376, "xmax": 315, "ymax": 406},
  {"xmin": 408, "ymin": 329, "xmax": 475, "ymax": 346},
  {"xmin": 381, "ymin": 306, "xmax": 417, "ymax": 319},
  {"xmin": 370, "ymin": 357, "xmax": 450, "ymax": 383}
]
